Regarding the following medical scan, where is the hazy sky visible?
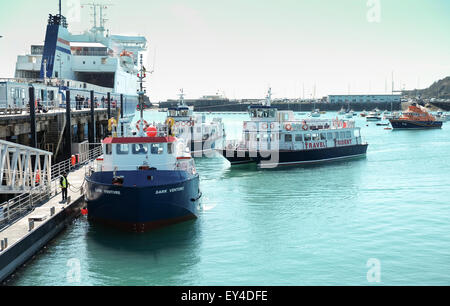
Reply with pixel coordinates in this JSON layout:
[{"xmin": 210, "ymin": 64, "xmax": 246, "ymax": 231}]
[{"xmin": 0, "ymin": 0, "xmax": 449, "ymax": 101}]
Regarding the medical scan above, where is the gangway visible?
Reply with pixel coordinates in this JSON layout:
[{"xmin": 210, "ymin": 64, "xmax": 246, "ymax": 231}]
[{"xmin": 0, "ymin": 140, "xmax": 52, "ymax": 194}]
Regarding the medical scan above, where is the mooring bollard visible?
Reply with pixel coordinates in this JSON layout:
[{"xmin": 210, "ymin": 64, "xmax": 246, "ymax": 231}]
[
  {"xmin": 80, "ymin": 186, "xmax": 84, "ymax": 195},
  {"xmin": 4, "ymin": 238, "xmax": 7, "ymax": 249},
  {"xmin": 67, "ymin": 196, "xmax": 71, "ymax": 204},
  {"xmin": 1, "ymin": 239, "xmax": 4, "ymax": 251},
  {"xmin": 50, "ymin": 206, "xmax": 55, "ymax": 216},
  {"xmin": 28, "ymin": 218, "xmax": 34, "ymax": 232}
]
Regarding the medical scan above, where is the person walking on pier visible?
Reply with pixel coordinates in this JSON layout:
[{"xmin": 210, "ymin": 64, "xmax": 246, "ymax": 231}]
[{"xmin": 60, "ymin": 173, "xmax": 69, "ymax": 202}]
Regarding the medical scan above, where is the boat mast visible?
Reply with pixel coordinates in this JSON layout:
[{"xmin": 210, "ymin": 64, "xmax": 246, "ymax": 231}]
[
  {"xmin": 178, "ymin": 88, "xmax": 185, "ymax": 107},
  {"xmin": 265, "ymin": 87, "xmax": 272, "ymax": 107},
  {"xmin": 137, "ymin": 54, "xmax": 146, "ymax": 135}
]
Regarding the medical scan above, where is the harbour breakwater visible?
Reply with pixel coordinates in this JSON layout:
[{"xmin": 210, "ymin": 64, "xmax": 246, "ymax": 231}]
[{"xmin": 158, "ymin": 101, "xmax": 402, "ymax": 112}]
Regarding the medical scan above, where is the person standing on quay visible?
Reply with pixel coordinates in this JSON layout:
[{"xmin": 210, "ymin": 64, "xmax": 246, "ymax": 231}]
[{"xmin": 60, "ymin": 172, "xmax": 69, "ymax": 202}]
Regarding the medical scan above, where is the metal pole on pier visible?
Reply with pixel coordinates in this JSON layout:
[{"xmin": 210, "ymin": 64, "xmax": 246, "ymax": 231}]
[
  {"xmin": 120, "ymin": 94, "xmax": 124, "ymax": 136},
  {"xmin": 29, "ymin": 87, "xmax": 37, "ymax": 148},
  {"xmin": 89, "ymin": 90, "xmax": 95, "ymax": 147},
  {"xmin": 65, "ymin": 90, "xmax": 72, "ymax": 160},
  {"xmin": 107, "ymin": 92, "xmax": 111, "ymax": 119}
]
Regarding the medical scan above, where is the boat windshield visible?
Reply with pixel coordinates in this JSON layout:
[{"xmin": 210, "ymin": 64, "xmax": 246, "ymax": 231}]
[{"xmin": 249, "ymin": 108, "xmax": 276, "ymax": 119}]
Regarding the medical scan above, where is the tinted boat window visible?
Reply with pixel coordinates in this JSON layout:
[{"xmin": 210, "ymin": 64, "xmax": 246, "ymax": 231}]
[
  {"xmin": 151, "ymin": 143, "xmax": 164, "ymax": 155},
  {"xmin": 320, "ymin": 133, "xmax": 327, "ymax": 140},
  {"xmin": 105, "ymin": 144, "xmax": 112, "ymax": 155},
  {"xmin": 285, "ymin": 134, "xmax": 292, "ymax": 142},
  {"xmin": 116, "ymin": 144, "xmax": 129, "ymax": 155},
  {"xmin": 295, "ymin": 134, "xmax": 303, "ymax": 142},
  {"xmin": 304, "ymin": 134, "xmax": 312, "ymax": 141},
  {"xmin": 132, "ymin": 144, "xmax": 148, "ymax": 154}
]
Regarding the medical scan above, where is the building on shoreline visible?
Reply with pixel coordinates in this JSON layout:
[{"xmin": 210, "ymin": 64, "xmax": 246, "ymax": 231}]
[{"xmin": 328, "ymin": 94, "xmax": 401, "ymax": 104}]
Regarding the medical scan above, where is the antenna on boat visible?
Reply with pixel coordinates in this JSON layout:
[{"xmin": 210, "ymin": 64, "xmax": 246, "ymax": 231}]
[
  {"xmin": 265, "ymin": 87, "xmax": 272, "ymax": 107},
  {"xmin": 178, "ymin": 89, "xmax": 185, "ymax": 106},
  {"xmin": 59, "ymin": 0, "xmax": 62, "ymax": 16},
  {"xmin": 137, "ymin": 54, "xmax": 147, "ymax": 135}
]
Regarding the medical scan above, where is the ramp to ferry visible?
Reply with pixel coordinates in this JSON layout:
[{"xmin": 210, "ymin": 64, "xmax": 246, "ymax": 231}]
[{"xmin": 0, "ymin": 144, "xmax": 102, "ymax": 283}]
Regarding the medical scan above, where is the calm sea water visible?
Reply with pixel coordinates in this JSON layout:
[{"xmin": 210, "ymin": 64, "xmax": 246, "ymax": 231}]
[{"xmin": 8, "ymin": 111, "xmax": 450, "ymax": 286}]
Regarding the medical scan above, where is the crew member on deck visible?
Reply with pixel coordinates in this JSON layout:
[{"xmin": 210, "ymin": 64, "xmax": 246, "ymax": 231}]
[{"xmin": 60, "ymin": 173, "xmax": 69, "ymax": 202}]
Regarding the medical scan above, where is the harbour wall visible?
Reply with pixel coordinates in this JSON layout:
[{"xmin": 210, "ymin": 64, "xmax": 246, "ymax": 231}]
[{"xmin": 159, "ymin": 101, "xmax": 403, "ymax": 112}]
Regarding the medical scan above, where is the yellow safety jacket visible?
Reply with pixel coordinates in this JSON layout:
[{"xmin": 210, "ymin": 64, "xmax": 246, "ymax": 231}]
[{"xmin": 60, "ymin": 177, "xmax": 68, "ymax": 188}]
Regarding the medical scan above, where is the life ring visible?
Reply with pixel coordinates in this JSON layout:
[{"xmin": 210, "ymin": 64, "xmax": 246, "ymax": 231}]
[
  {"xmin": 302, "ymin": 123, "xmax": 308, "ymax": 131},
  {"xmin": 285, "ymin": 123, "xmax": 292, "ymax": 131},
  {"xmin": 270, "ymin": 123, "xmax": 275, "ymax": 129},
  {"xmin": 136, "ymin": 120, "xmax": 148, "ymax": 131},
  {"xmin": 261, "ymin": 123, "xmax": 268, "ymax": 130}
]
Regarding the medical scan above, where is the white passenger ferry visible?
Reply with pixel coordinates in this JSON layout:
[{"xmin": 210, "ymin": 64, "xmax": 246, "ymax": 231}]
[{"xmin": 217, "ymin": 89, "xmax": 369, "ymax": 168}]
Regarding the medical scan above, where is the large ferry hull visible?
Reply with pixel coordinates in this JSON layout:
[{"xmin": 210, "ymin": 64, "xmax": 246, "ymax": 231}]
[
  {"xmin": 217, "ymin": 144, "xmax": 368, "ymax": 167},
  {"xmin": 85, "ymin": 170, "xmax": 200, "ymax": 232},
  {"xmin": 389, "ymin": 119, "xmax": 443, "ymax": 129}
]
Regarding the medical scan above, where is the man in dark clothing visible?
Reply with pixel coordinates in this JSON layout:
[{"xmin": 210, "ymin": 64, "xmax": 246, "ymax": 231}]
[{"xmin": 60, "ymin": 173, "xmax": 69, "ymax": 202}]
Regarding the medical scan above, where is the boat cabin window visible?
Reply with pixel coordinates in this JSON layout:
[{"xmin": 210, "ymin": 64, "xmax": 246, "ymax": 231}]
[
  {"xmin": 346, "ymin": 131, "xmax": 351, "ymax": 138},
  {"xmin": 178, "ymin": 109, "xmax": 189, "ymax": 117},
  {"xmin": 168, "ymin": 110, "xmax": 177, "ymax": 117},
  {"xmin": 151, "ymin": 143, "xmax": 164, "ymax": 155},
  {"xmin": 168, "ymin": 143, "xmax": 174, "ymax": 154},
  {"xmin": 132, "ymin": 143, "xmax": 148, "ymax": 155},
  {"xmin": 304, "ymin": 133, "xmax": 311, "ymax": 141},
  {"xmin": 295, "ymin": 134, "xmax": 303, "ymax": 142},
  {"xmin": 339, "ymin": 132, "xmax": 345, "ymax": 139},
  {"xmin": 250, "ymin": 108, "xmax": 275, "ymax": 119},
  {"xmin": 320, "ymin": 133, "xmax": 327, "ymax": 141},
  {"xmin": 312, "ymin": 133, "xmax": 320, "ymax": 141},
  {"xmin": 285, "ymin": 134, "xmax": 292, "ymax": 142},
  {"xmin": 105, "ymin": 144, "xmax": 112, "ymax": 155},
  {"xmin": 327, "ymin": 132, "xmax": 333, "ymax": 140},
  {"xmin": 116, "ymin": 144, "xmax": 129, "ymax": 155}
]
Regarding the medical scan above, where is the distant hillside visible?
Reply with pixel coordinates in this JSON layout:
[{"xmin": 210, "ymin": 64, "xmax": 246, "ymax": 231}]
[{"xmin": 403, "ymin": 76, "xmax": 450, "ymax": 99}]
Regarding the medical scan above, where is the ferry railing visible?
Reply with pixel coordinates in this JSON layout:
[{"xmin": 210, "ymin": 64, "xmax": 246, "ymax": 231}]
[{"xmin": 0, "ymin": 144, "xmax": 102, "ymax": 230}]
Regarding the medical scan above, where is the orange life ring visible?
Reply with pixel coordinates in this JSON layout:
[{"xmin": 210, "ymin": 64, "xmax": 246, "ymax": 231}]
[
  {"xmin": 136, "ymin": 120, "xmax": 149, "ymax": 131},
  {"xmin": 285, "ymin": 123, "xmax": 292, "ymax": 131}
]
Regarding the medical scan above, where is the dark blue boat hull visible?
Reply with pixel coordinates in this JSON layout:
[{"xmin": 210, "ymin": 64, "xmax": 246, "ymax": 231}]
[
  {"xmin": 85, "ymin": 170, "xmax": 200, "ymax": 232},
  {"xmin": 217, "ymin": 144, "xmax": 368, "ymax": 167},
  {"xmin": 389, "ymin": 119, "xmax": 442, "ymax": 129}
]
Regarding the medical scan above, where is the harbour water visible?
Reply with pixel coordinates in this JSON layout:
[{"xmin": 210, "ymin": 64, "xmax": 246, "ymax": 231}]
[{"xmin": 7, "ymin": 111, "xmax": 450, "ymax": 286}]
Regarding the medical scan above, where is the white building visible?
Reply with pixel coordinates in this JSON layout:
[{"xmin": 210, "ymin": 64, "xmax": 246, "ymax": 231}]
[{"xmin": 328, "ymin": 94, "xmax": 401, "ymax": 103}]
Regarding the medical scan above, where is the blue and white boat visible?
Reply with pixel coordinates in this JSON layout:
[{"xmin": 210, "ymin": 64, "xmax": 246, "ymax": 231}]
[
  {"xmin": 1, "ymin": 1, "xmax": 147, "ymax": 116},
  {"xmin": 84, "ymin": 58, "xmax": 201, "ymax": 232}
]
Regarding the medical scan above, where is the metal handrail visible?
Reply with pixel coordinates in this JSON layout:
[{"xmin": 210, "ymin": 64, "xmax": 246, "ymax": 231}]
[{"xmin": 0, "ymin": 144, "xmax": 103, "ymax": 229}]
